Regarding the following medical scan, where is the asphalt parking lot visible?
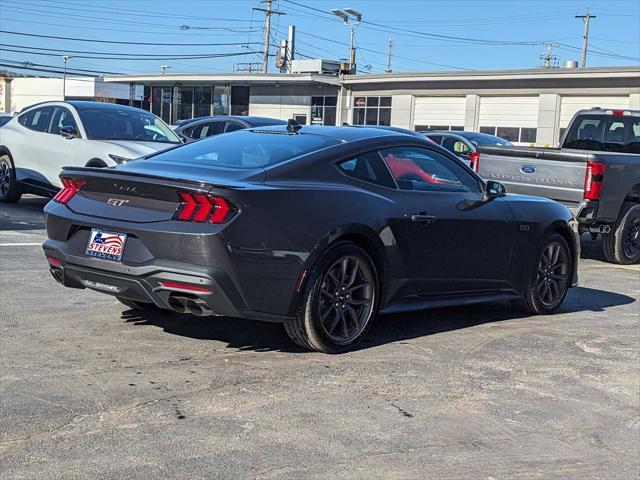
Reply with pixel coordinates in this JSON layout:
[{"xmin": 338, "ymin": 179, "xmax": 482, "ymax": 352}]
[{"xmin": 1, "ymin": 196, "xmax": 638, "ymax": 479}]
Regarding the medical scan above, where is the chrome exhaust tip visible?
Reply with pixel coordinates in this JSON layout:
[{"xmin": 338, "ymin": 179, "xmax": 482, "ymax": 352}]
[
  {"xmin": 167, "ymin": 295, "xmax": 189, "ymax": 314},
  {"xmin": 185, "ymin": 298, "xmax": 213, "ymax": 317}
]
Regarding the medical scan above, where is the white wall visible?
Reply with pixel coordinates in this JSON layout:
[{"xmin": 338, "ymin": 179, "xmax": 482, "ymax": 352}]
[
  {"xmin": 10, "ymin": 78, "xmax": 64, "ymax": 112},
  {"xmin": 559, "ymin": 95, "xmax": 630, "ymax": 127},
  {"xmin": 478, "ymin": 96, "xmax": 539, "ymax": 128},
  {"xmin": 9, "ymin": 77, "xmax": 133, "ymax": 113}
]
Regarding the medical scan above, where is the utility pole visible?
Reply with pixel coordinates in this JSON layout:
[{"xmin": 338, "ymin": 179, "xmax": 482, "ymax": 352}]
[
  {"xmin": 575, "ymin": 9, "xmax": 596, "ymax": 68},
  {"xmin": 62, "ymin": 55, "xmax": 70, "ymax": 100},
  {"xmin": 385, "ymin": 37, "xmax": 393, "ymax": 73},
  {"xmin": 253, "ymin": 0, "xmax": 285, "ymax": 74},
  {"xmin": 539, "ymin": 42, "xmax": 558, "ymax": 69}
]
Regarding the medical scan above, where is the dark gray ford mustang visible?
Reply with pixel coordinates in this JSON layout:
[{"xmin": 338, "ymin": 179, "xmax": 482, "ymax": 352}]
[{"xmin": 43, "ymin": 124, "xmax": 579, "ymax": 352}]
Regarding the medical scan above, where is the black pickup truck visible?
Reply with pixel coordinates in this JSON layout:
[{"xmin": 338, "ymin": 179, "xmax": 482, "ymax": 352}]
[{"xmin": 478, "ymin": 108, "xmax": 640, "ymax": 264}]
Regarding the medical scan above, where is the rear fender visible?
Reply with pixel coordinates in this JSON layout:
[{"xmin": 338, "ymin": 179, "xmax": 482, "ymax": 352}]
[{"xmin": 286, "ymin": 223, "xmax": 391, "ymax": 316}]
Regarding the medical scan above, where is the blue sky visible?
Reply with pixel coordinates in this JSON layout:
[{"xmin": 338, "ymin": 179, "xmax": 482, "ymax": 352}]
[{"xmin": 0, "ymin": 0, "xmax": 638, "ymax": 77}]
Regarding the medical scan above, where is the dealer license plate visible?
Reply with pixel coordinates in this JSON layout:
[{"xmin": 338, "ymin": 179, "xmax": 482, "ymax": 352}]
[{"xmin": 85, "ymin": 228, "xmax": 127, "ymax": 262}]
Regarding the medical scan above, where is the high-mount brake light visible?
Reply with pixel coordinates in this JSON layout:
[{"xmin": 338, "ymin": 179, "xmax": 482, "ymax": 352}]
[
  {"xmin": 175, "ymin": 191, "xmax": 232, "ymax": 223},
  {"xmin": 469, "ymin": 151, "xmax": 480, "ymax": 172},
  {"xmin": 584, "ymin": 161, "xmax": 606, "ymax": 201},
  {"xmin": 53, "ymin": 178, "xmax": 86, "ymax": 204},
  {"xmin": 611, "ymin": 109, "xmax": 624, "ymax": 116}
]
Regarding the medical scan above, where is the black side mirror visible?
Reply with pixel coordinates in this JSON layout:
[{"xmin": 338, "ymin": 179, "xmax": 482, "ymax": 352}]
[
  {"xmin": 485, "ymin": 180, "xmax": 506, "ymax": 199},
  {"xmin": 60, "ymin": 125, "xmax": 78, "ymax": 139}
]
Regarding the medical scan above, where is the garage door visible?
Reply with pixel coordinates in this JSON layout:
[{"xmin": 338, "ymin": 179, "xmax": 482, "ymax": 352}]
[
  {"xmin": 477, "ymin": 96, "xmax": 539, "ymax": 144},
  {"xmin": 559, "ymin": 95, "xmax": 629, "ymax": 127},
  {"xmin": 413, "ymin": 96, "xmax": 466, "ymax": 130}
]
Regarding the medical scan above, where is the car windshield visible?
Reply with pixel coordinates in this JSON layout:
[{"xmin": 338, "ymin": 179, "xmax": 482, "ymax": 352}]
[
  {"xmin": 563, "ymin": 114, "xmax": 640, "ymax": 153},
  {"xmin": 146, "ymin": 130, "xmax": 341, "ymax": 169},
  {"xmin": 459, "ymin": 133, "xmax": 511, "ymax": 147},
  {"xmin": 76, "ymin": 106, "xmax": 180, "ymax": 143}
]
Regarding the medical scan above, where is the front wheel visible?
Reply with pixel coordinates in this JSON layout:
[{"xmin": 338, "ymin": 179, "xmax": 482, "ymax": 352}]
[
  {"xmin": 602, "ymin": 202, "xmax": 640, "ymax": 264},
  {"xmin": 518, "ymin": 233, "xmax": 572, "ymax": 315},
  {"xmin": 284, "ymin": 243, "xmax": 379, "ymax": 353},
  {"xmin": 0, "ymin": 154, "xmax": 22, "ymax": 203}
]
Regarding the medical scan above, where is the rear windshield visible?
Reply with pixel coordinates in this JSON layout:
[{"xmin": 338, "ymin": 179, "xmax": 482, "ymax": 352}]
[
  {"xmin": 76, "ymin": 106, "xmax": 180, "ymax": 144},
  {"xmin": 459, "ymin": 133, "xmax": 511, "ymax": 147},
  {"xmin": 146, "ymin": 130, "xmax": 341, "ymax": 168},
  {"xmin": 563, "ymin": 114, "xmax": 640, "ymax": 153}
]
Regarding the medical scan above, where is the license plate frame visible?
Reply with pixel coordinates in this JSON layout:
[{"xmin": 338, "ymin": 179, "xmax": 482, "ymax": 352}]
[{"xmin": 85, "ymin": 228, "xmax": 128, "ymax": 262}]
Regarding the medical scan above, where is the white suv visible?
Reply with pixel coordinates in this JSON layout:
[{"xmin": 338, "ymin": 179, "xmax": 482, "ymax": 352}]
[{"xmin": 0, "ymin": 101, "xmax": 181, "ymax": 202}]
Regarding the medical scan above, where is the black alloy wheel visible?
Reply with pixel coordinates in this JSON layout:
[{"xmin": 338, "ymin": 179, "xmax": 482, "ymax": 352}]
[
  {"xmin": 518, "ymin": 233, "xmax": 572, "ymax": 315},
  {"xmin": 317, "ymin": 255, "xmax": 376, "ymax": 345},
  {"xmin": 0, "ymin": 155, "xmax": 21, "ymax": 203},
  {"xmin": 535, "ymin": 241, "xmax": 570, "ymax": 308},
  {"xmin": 284, "ymin": 243, "xmax": 378, "ymax": 353}
]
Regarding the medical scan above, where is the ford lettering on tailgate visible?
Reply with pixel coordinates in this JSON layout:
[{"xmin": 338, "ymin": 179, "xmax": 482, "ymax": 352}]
[{"xmin": 86, "ymin": 229, "xmax": 127, "ymax": 261}]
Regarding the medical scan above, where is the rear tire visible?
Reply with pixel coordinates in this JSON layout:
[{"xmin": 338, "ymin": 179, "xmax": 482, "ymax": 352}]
[
  {"xmin": 284, "ymin": 242, "xmax": 379, "ymax": 353},
  {"xmin": 517, "ymin": 233, "xmax": 572, "ymax": 315},
  {"xmin": 602, "ymin": 202, "xmax": 640, "ymax": 264},
  {"xmin": 117, "ymin": 297, "xmax": 158, "ymax": 311},
  {"xmin": 0, "ymin": 154, "xmax": 22, "ymax": 203}
]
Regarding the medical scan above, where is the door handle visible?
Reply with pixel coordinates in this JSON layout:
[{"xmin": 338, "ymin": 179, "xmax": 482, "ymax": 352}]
[{"xmin": 410, "ymin": 214, "xmax": 437, "ymax": 224}]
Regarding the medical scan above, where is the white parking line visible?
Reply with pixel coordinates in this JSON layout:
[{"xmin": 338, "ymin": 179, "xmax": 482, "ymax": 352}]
[{"xmin": 0, "ymin": 243, "xmax": 42, "ymax": 247}]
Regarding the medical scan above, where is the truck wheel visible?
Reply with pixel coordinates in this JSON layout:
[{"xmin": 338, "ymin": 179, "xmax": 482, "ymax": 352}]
[
  {"xmin": 0, "ymin": 154, "xmax": 22, "ymax": 203},
  {"xmin": 602, "ymin": 202, "xmax": 640, "ymax": 264},
  {"xmin": 283, "ymin": 242, "xmax": 379, "ymax": 353},
  {"xmin": 517, "ymin": 233, "xmax": 572, "ymax": 315}
]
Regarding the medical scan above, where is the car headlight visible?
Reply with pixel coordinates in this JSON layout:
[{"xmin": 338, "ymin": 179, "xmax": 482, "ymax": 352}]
[{"xmin": 108, "ymin": 154, "xmax": 133, "ymax": 164}]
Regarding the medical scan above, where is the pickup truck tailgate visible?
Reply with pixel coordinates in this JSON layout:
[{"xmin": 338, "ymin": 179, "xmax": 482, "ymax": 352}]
[{"xmin": 478, "ymin": 146, "xmax": 588, "ymax": 206}]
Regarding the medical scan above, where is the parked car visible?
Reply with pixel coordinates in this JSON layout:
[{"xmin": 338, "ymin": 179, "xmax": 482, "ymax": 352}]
[
  {"xmin": 350, "ymin": 124, "xmax": 431, "ymax": 140},
  {"xmin": 0, "ymin": 113, "xmax": 13, "ymax": 127},
  {"xmin": 0, "ymin": 101, "xmax": 181, "ymax": 202},
  {"xmin": 421, "ymin": 130, "xmax": 512, "ymax": 172},
  {"xmin": 43, "ymin": 123, "xmax": 579, "ymax": 353},
  {"xmin": 477, "ymin": 108, "xmax": 640, "ymax": 264},
  {"xmin": 174, "ymin": 115, "xmax": 287, "ymax": 142}
]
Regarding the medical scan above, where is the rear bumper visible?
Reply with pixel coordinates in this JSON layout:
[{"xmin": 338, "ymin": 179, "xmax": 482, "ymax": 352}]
[{"xmin": 43, "ymin": 239, "xmax": 291, "ymax": 323}]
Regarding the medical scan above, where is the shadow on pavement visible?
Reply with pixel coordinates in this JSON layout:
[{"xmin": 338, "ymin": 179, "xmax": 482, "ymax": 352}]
[
  {"xmin": 0, "ymin": 196, "xmax": 48, "ymax": 231},
  {"xmin": 122, "ymin": 285, "xmax": 635, "ymax": 353}
]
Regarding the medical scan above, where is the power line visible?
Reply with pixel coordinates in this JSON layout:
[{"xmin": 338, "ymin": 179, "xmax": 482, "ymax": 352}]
[
  {"xmin": 0, "ymin": 47, "xmax": 261, "ymax": 61},
  {"xmin": 0, "ymin": 30, "xmax": 260, "ymax": 47}
]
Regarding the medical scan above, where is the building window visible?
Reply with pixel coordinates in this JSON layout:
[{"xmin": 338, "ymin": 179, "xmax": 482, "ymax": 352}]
[
  {"xmin": 480, "ymin": 126, "xmax": 537, "ymax": 143},
  {"xmin": 496, "ymin": 127, "xmax": 519, "ymax": 143},
  {"xmin": 311, "ymin": 96, "xmax": 337, "ymax": 126},
  {"xmin": 353, "ymin": 96, "xmax": 391, "ymax": 126},
  {"xmin": 520, "ymin": 127, "xmax": 537, "ymax": 143}
]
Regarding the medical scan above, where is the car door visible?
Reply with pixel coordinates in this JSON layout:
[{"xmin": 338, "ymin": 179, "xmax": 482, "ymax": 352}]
[
  {"xmin": 43, "ymin": 106, "xmax": 80, "ymax": 187},
  {"xmin": 379, "ymin": 145, "xmax": 514, "ymax": 296},
  {"xmin": 13, "ymin": 106, "xmax": 56, "ymax": 186}
]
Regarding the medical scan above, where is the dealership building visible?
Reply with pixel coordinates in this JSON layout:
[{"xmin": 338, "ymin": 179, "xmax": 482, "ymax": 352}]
[
  {"xmin": 3, "ymin": 65, "xmax": 639, "ymax": 147},
  {"xmin": 101, "ymin": 65, "xmax": 639, "ymax": 146}
]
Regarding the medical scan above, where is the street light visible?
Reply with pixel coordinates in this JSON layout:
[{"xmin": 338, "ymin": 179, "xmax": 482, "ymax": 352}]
[
  {"xmin": 160, "ymin": 65, "xmax": 171, "ymax": 74},
  {"xmin": 331, "ymin": 7, "xmax": 362, "ymax": 73},
  {"xmin": 62, "ymin": 55, "xmax": 71, "ymax": 100}
]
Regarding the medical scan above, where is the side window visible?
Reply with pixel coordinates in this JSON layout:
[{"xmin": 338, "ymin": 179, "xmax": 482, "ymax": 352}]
[
  {"xmin": 426, "ymin": 135, "xmax": 443, "ymax": 144},
  {"xmin": 380, "ymin": 147, "xmax": 480, "ymax": 193},
  {"xmin": 49, "ymin": 107, "xmax": 78, "ymax": 135},
  {"xmin": 18, "ymin": 107, "xmax": 54, "ymax": 132},
  {"xmin": 442, "ymin": 137, "xmax": 471, "ymax": 155},
  {"xmin": 199, "ymin": 121, "xmax": 225, "ymax": 138},
  {"xmin": 336, "ymin": 151, "xmax": 396, "ymax": 189},
  {"xmin": 224, "ymin": 122, "xmax": 244, "ymax": 133}
]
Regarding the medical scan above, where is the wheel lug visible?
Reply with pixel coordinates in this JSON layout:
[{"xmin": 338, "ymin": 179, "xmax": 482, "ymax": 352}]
[
  {"xmin": 341, "ymin": 304, "xmax": 346, "ymax": 309},
  {"xmin": 346, "ymin": 294, "xmax": 350, "ymax": 299},
  {"xmin": 341, "ymin": 286, "xmax": 346, "ymax": 291},
  {"xmin": 335, "ymin": 302, "xmax": 340, "ymax": 307}
]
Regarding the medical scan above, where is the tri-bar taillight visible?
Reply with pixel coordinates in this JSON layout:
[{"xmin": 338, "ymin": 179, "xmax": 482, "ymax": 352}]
[
  {"xmin": 583, "ymin": 161, "xmax": 606, "ymax": 200},
  {"xmin": 469, "ymin": 151, "xmax": 480, "ymax": 173},
  {"xmin": 175, "ymin": 191, "xmax": 232, "ymax": 223},
  {"xmin": 53, "ymin": 178, "xmax": 86, "ymax": 204}
]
